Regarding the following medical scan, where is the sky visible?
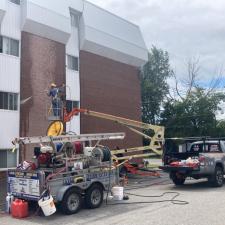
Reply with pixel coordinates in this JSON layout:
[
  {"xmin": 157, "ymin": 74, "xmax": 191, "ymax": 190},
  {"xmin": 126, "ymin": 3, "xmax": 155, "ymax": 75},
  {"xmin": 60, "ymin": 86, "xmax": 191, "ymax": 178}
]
[{"xmin": 88, "ymin": 0, "xmax": 225, "ymax": 84}]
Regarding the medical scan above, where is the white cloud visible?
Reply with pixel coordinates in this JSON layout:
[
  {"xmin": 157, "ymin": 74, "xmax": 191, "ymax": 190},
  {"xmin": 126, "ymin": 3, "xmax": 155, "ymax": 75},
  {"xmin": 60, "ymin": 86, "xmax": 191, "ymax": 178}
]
[{"xmin": 88, "ymin": 0, "xmax": 225, "ymax": 82}]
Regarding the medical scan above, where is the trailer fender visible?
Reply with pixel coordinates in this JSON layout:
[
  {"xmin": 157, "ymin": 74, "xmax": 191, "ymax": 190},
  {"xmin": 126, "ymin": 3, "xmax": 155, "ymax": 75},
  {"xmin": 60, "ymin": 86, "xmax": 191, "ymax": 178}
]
[{"xmin": 56, "ymin": 185, "xmax": 82, "ymax": 202}]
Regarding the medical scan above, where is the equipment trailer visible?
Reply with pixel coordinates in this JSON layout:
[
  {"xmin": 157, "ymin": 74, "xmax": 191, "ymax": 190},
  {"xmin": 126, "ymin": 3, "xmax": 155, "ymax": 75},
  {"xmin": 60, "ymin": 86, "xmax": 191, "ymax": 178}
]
[{"xmin": 8, "ymin": 133, "xmax": 125, "ymax": 215}]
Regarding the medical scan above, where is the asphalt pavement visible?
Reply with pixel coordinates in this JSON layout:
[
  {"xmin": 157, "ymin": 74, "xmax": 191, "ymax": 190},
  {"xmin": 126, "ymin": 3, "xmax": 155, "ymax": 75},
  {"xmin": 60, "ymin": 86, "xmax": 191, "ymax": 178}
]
[{"xmin": 2, "ymin": 172, "xmax": 225, "ymax": 225}]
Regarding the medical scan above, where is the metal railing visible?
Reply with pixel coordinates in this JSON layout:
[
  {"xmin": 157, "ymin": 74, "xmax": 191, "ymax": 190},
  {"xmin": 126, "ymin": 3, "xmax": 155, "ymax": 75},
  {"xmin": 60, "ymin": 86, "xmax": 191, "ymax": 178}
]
[{"xmin": 47, "ymin": 103, "xmax": 63, "ymax": 121}]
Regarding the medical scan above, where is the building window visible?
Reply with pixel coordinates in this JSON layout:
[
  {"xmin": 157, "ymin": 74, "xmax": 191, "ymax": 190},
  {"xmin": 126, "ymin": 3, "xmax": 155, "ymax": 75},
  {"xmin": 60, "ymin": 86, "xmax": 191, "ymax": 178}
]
[
  {"xmin": 9, "ymin": 0, "xmax": 20, "ymax": 5},
  {"xmin": 0, "ymin": 36, "xmax": 19, "ymax": 57},
  {"xmin": 70, "ymin": 13, "xmax": 78, "ymax": 27},
  {"xmin": 67, "ymin": 55, "xmax": 79, "ymax": 71},
  {"xmin": 66, "ymin": 100, "xmax": 79, "ymax": 113},
  {"xmin": 0, "ymin": 92, "xmax": 18, "ymax": 111},
  {"xmin": 0, "ymin": 149, "xmax": 18, "ymax": 169}
]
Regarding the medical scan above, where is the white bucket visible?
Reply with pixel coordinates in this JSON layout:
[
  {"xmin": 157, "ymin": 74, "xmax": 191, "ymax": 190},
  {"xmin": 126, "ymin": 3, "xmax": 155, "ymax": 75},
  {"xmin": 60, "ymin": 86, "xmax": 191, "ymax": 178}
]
[
  {"xmin": 112, "ymin": 186, "xmax": 124, "ymax": 201},
  {"xmin": 38, "ymin": 195, "xmax": 56, "ymax": 216},
  {"xmin": 74, "ymin": 161, "xmax": 83, "ymax": 170}
]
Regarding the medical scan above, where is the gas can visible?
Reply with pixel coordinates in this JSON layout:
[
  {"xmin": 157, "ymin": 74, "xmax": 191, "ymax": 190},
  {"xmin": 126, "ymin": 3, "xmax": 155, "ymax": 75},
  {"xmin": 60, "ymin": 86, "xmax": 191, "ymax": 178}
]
[{"xmin": 11, "ymin": 199, "xmax": 28, "ymax": 218}]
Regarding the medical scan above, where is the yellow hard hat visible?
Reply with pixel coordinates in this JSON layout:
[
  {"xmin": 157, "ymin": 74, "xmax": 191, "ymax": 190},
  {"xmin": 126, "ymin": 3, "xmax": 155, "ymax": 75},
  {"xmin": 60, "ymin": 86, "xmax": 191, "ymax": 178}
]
[{"xmin": 51, "ymin": 83, "xmax": 56, "ymax": 87}]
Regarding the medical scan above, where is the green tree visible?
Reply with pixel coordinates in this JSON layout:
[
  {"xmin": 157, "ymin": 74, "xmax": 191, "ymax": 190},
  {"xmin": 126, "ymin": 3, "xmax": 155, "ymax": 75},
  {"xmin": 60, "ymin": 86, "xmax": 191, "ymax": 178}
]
[
  {"xmin": 161, "ymin": 87, "xmax": 225, "ymax": 137},
  {"xmin": 214, "ymin": 120, "xmax": 225, "ymax": 137},
  {"xmin": 141, "ymin": 46, "xmax": 173, "ymax": 124}
]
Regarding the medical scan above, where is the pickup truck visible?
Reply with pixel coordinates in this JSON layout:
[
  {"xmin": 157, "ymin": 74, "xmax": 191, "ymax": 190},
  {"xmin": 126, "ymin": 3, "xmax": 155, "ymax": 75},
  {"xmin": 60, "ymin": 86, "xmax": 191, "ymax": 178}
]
[{"xmin": 160, "ymin": 140, "xmax": 225, "ymax": 187}]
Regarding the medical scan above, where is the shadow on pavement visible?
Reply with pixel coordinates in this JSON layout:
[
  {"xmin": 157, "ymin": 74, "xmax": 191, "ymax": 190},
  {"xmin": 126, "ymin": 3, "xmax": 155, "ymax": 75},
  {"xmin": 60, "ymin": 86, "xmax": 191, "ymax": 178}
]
[{"xmin": 169, "ymin": 179, "xmax": 225, "ymax": 192}]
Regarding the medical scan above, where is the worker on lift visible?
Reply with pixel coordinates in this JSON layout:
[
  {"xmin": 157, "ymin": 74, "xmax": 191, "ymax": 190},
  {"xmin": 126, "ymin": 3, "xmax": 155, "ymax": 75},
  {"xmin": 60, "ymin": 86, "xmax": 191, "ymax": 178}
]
[
  {"xmin": 47, "ymin": 83, "xmax": 61, "ymax": 117},
  {"xmin": 58, "ymin": 83, "xmax": 66, "ymax": 107}
]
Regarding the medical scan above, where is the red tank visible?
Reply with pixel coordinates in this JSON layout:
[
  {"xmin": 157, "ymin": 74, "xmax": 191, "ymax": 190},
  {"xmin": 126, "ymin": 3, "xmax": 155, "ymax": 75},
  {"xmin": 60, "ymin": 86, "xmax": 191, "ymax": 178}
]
[
  {"xmin": 74, "ymin": 141, "xmax": 83, "ymax": 154},
  {"xmin": 11, "ymin": 199, "xmax": 28, "ymax": 218}
]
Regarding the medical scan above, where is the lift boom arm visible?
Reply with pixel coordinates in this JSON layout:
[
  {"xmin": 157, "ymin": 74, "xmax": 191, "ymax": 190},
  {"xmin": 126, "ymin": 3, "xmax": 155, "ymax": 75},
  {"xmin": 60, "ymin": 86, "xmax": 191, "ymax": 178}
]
[{"xmin": 63, "ymin": 108, "xmax": 165, "ymax": 157}]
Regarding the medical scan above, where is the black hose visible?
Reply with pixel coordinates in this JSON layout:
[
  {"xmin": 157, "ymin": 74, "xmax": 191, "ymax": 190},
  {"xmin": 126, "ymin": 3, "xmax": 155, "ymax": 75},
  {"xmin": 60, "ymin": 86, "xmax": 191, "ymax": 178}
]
[
  {"xmin": 102, "ymin": 146, "xmax": 111, "ymax": 162},
  {"xmin": 107, "ymin": 191, "xmax": 188, "ymax": 206}
]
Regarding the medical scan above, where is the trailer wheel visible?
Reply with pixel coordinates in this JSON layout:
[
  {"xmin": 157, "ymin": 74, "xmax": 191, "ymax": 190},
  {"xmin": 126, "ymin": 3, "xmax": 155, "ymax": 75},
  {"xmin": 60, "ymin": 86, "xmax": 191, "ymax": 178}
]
[
  {"xmin": 85, "ymin": 184, "xmax": 103, "ymax": 209},
  {"xmin": 61, "ymin": 188, "xmax": 82, "ymax": 215},
  {"xmin": 170, "ymin": 172, "xmax": 185, "ymax": 186},
  {"xmin": 208, "ymin": 166, "xmax": 224, "ymax": 187}
]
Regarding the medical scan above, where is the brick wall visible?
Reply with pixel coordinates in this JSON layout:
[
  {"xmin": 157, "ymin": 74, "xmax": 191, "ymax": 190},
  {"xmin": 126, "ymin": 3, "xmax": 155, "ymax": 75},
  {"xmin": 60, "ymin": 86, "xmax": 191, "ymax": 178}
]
[
  {"xmin": 20, "ymin": 32, "xmax": 66, "ymax": 160},
  {"xmin": 20, "ymin": 34, "xmax": 142, "ymax": 155},
  {"xmin": 80, "ymin": 50, "xmax": 142, "ymax": 149}
]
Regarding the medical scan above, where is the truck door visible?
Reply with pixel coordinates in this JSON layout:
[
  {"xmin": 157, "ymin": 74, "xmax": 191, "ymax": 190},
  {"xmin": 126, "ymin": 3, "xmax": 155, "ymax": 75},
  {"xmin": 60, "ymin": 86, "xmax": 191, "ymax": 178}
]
[{"xmin": 202, "ymin": 143, "xmax": 223, "ymax": 173}]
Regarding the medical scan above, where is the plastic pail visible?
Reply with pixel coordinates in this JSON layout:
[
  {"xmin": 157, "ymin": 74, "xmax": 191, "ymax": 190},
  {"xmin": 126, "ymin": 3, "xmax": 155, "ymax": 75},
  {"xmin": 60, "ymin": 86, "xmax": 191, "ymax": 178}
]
[
  {"xmin": 38, "ymin": 196, "xmax": 56, "ymax": 216},
  {"xmin": 112, "ymin": 186, "xmax": 124, "ymax": 200}
]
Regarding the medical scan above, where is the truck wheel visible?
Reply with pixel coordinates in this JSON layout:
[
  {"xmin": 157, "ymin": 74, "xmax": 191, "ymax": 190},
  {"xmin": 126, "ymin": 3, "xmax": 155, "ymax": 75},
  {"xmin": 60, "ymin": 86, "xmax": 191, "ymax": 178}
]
[
  {"xmin": 209, "ymin": 166, "xmax": 224, "ymax": 187},
  {"xmin": 170, "ymin": 172, "xmax": 185, "ymax": 186},
  {"xmin": 61, "ymin": 188, "xmax": 82, "ymax": 215},
  {"xmin": 85, "ymin": 184, "xmax": 103, "ymax": 209}
]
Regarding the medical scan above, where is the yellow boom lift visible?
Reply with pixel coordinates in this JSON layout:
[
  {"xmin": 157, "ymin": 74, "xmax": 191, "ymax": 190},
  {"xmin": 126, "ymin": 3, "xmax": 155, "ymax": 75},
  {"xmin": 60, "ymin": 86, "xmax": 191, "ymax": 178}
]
[{"xmin": 47, "ymin": 108, "xmax": 165, "ymax": 164}]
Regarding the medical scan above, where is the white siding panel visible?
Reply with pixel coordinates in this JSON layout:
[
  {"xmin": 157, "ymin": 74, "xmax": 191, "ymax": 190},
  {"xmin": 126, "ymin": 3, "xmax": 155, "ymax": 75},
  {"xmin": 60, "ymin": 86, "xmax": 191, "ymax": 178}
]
[
  {"xmin": 66, "ymin": 115, "xmax": 80, "ymax": 135},
  {"xmin": 66, "ymin": 19, "xmax": 80, "ymax": 135},
  {"xmin": 28, "ymin": 0, "xmax": 83, "ymax": 17},
  {"xmin": 83, "ymin": 25, "xmax": 148, "ymax": 66},
  {"xmin": 66, "ymin": 27, "xmax": 79, "ymax": 56},
  {"xmin": 21, "ymin": 1, "xmax": 71, "ymax": 44},
  {"xmin": 66, "ymin": 69, "xmax": 80, "ymax": 101},
  {"xmin": 1, "ymin": 1, "xmax": 20, "ymax": 40},
  {"xmin": 80, "ymin": 1, "xmax": 148, "ymax": 67},
  {"xmin": 0, "ymin": 0, "xmax": 6, "ymax": 22},
  {"xmin": 82, "ymin": 39, "xmax": 146, "ymax": 67},
  {"xmin": 0, "ymin": 111, "xmax": 19, "ymax": 148},
  {"xmin": 0, "ymin": 54, "xmax": 20, "ymax": 93},
  {"xmin": 0, "ymin": 0, "xmax": 6, "ymax": 12},
  {"xmin": 83, "ymin": 1, "xmax": 147, "ymax": 49}
]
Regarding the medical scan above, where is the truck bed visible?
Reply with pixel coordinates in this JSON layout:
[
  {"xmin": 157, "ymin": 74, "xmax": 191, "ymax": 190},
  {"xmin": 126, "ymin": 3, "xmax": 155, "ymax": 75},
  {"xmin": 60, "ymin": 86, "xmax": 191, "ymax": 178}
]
[
  {"xmin": 159, "ymin": 165, "xmax": 199, "ymax": 173},
  {"xmin": 163, "ymin": 151, "xmax": 199, "ymax": 165}
]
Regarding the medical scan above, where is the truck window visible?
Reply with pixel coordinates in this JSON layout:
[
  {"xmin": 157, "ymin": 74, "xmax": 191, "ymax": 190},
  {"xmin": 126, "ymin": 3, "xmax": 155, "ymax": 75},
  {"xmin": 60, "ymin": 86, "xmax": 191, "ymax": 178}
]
[
  {"xmin": 208, "ymin": 144, "xmax": 221, "ymax": 153},
  {"xmin": 190, "ymin": 144, "xmax": 203, "ymax": 153},
  {"xmin": 164, "ymin": 140, "xmax": 179, "ymax": 154}
]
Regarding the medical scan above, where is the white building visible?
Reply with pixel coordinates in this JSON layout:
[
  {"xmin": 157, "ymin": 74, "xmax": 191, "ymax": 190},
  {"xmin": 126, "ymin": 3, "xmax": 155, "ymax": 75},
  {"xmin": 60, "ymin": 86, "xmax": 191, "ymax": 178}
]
[{"xmin": 0, "ymin": 0, "xmax": 148, "ymax": 171}]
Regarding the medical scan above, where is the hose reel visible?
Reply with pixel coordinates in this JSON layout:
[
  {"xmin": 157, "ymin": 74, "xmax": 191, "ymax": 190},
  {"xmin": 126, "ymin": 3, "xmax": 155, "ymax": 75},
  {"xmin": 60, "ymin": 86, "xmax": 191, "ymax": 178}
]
[{"xmin": 92, "ymin": 146, "xmax": 111, "ymax": 162}]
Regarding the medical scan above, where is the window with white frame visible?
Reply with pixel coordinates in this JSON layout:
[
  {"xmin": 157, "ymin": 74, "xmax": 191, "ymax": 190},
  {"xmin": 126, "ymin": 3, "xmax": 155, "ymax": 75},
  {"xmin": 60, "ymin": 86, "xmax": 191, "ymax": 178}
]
[
  {"xmin": 9, "ymin": 0, "xmax": 20, "ymax": 5},
  {"xmin": 67, "ymin": 55, "xmax": 79, "ymax": 71},
  {"xmin": 0, "ymin": 36, "xmax": 19, "ymax": 57},
  {"xmin": 66, "ymin": 100, "xmax": 79, "ymax": 113},
  {"xmin": 0, "ymin": 92, "xmax": 18, "ymax": 111},
  {"xmin": 0, "ymin": 149, "xmax": 18, "ymax": 169}
]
